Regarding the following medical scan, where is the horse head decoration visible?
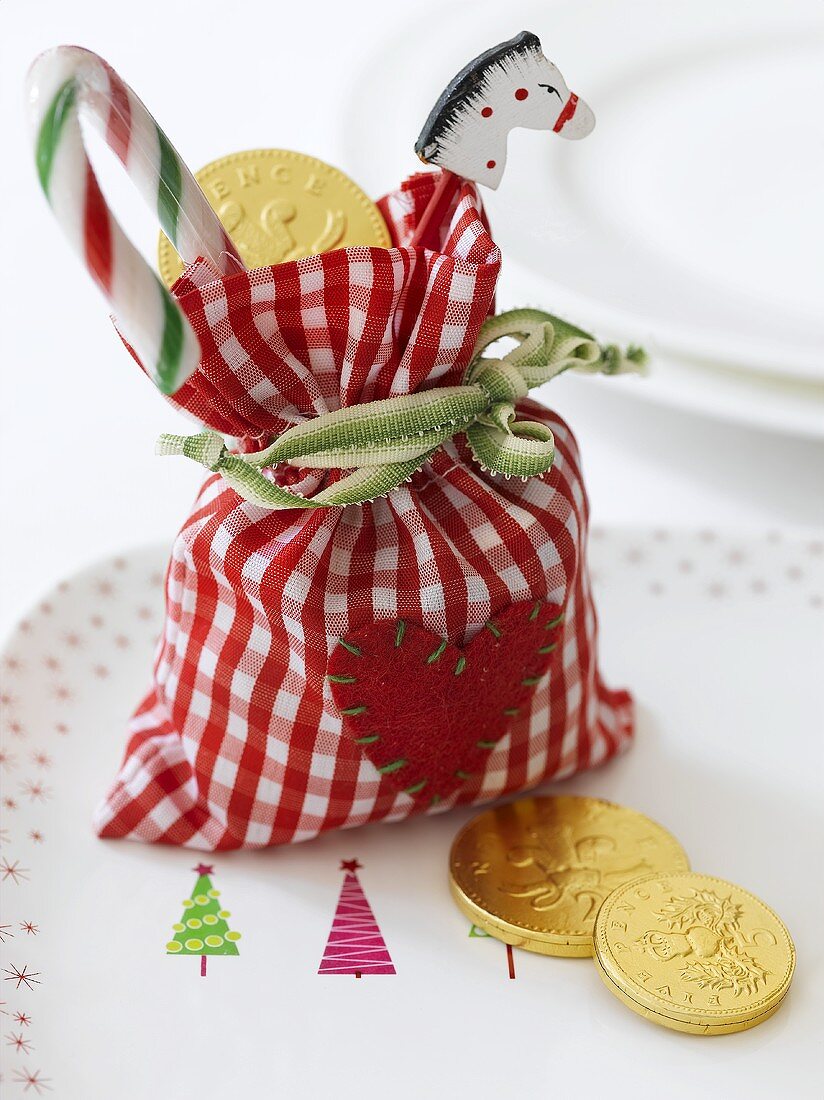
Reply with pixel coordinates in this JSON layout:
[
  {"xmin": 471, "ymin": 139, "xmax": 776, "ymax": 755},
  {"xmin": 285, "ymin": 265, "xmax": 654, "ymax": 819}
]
[{"xmin": 415, "ymin": 30, "xmax": 595, "ymax": 190}]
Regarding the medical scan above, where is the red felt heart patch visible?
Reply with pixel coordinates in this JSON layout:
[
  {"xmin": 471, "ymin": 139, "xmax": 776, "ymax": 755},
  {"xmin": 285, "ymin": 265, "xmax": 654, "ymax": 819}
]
[{"xmin": 328, "ymin": 601, "xmax": 564, "ymax": 806}]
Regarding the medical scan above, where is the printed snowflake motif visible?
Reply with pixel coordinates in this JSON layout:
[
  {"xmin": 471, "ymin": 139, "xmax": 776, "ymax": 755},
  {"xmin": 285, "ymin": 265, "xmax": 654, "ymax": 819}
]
[
  {"xmin": 707, "ymin": 582, "xmax": 727, "ymax": 599},
  {"xmin": 2, "ymin": 797, "xmax": 18, "ymax": 811},
  {"xmin": 89, "ymin": 614, "xmax": 105, "ymax": 629},
  {"xmin": 12, "ymin": 1066, "xmax": 51, "ymax": 1094},
  {"xmin": 42, "ymin": 656, "xmax": 61, "ymax": 673},
  {"xmin": 149, "ymin": 571, "xmax": 164, "ymax": 588},
  {"xmin": 28, "ymin": 831, "xmax": 45, "ymax": 845},
  {"xmin": 39, "ymin": 602, "xmax": 53, "ymax": 616},
  {"xmin": 20, "ymin": 923, "xmax": 38, "ymax": 937},
  {"xmin": 2, "ymin": 655, "xmax": 23, "ymax": 674},
  {"xmin": 3, "ymin": 964, "xmax": 41, "ymax": 991},
  {"xmin": 6, "ymin": 1030, "xmax": 33, "ymax": 1054},
  {"xmin": 7, "ymin": 720, "xmax": 26, "ymax": 738},
  {"xmin": 13, "ymin": 1011, "xmax": 32, "ymax": 1027},
  {"xmin": 51, "ymin": 685, "xmax": 72, "ymax": 703},
  {"xmin": 113, "ymin": 634, "xmax": 131, "ymax": 650},
  {"xmin": 62, "ymin": 632, "xmax": 83, "ymax": 649},
  {"xmin": 0, "ymin": 924, "xmax": 14, "ymax": 943},
  {"xmin": 0, "ymin": 827, "xmax": 10, "ymax": 844},
  {"xmin": 113, "ymin": 557, "xmax": 128, "ymax": 571},
  {"xmin": 30, "ymin": 752, "xmax": 51, "ymax": 770},
  {"xmin": 0, "ymin": 750, "xmax": 18, "ymax": 772},
  {"xmin": 0, "ymin": 691, "xmax": 17, "ymax": 707},
  {"xmin": 55, "ymin": 723, "xmax": 69, "ymax": 736},
  {"xmin": 19, "ymin": 781, "xmax": 51, "ymax": 804},
  {"xmin": 136, "ymin": 605, "xmax": 153, "ymax": 621},
  {"xmin": 95, "ymin": 579, "xmax": 116, "ymax": 598},
  {"xmin": 0, "ymin": 859, "xmax": 29, "ymax": 884},
  {"xmin": 92, "ymin": 665, "xmax": 110, "ymax": 680}
]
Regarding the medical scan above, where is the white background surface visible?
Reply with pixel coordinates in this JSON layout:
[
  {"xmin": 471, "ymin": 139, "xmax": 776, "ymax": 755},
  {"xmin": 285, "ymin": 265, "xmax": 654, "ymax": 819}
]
[{"xmin": 0, "ymin": 1, "xmax": 822, "ymax": 1096}]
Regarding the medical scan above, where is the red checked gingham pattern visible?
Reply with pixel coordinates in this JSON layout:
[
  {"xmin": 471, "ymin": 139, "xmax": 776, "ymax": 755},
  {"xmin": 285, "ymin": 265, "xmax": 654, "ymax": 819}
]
[{"xmin": 94, "ymin": 174, "xmax": 633, "ymax": 849}]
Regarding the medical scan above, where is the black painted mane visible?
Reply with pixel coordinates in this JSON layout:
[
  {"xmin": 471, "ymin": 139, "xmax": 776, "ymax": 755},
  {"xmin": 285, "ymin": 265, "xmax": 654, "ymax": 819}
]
[{"xmin": 415, "ymin": 31, "xmax": 542, "ymax": 161}]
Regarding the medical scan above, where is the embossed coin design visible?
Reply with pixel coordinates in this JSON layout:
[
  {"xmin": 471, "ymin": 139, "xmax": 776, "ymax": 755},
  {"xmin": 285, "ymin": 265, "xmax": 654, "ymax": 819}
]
[
  {"xmin": 593, "ymin": 871, "xmax": 795, "ymax": 1034},
  {"xmin": 449, "ymin": 796, "xmax": 690, "ymax": 957},
  {"xmin": 158, "ymin": 148, "xmax": 391, "ymax": 286}
]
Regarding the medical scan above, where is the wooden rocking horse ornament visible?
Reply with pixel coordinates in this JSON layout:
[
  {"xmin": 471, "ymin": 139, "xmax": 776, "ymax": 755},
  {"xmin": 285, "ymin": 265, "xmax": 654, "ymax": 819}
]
[{"xmin": 412, "ymin": 31, "xmax": 595, "ymax": 249}]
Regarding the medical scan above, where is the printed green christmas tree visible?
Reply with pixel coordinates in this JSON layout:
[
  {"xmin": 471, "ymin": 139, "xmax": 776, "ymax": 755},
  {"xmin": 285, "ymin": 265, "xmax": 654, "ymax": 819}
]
[{"xmin": 166, "ymin": 863, "xmax": 241, "ymax": 976}]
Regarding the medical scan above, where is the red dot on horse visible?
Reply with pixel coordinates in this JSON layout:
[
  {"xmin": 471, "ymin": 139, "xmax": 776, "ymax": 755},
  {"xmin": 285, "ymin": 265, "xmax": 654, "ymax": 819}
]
[
  {"xmin": 481, "ymin": 106, "xmax": 493, "ymax": 118},
  {"xmin": 487, "ymin": 160, "xmax": 496, "ymax": 169},
  {"xmin": 515, "ymin": 87, "xmax": 529, "ymax": 100}
]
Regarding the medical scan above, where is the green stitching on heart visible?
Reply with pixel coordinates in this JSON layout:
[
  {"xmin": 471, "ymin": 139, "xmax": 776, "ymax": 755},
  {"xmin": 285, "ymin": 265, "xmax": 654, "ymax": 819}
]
[
  {"xmin": 338, "ymin": 639, "xmax": 362, "ymax": 656},
  {"xmin": 546, "ymin": 614, "xmax": 564, "ymax": 630},
  {"xmin": 538, "ymin": 642, "xmax": 557, "ymax": 654},
  {"xmin": 529, "ymin": 601, "xmax": 541, "ymax": 621},
  {"xmin": 503, "ymin": 707, "xmax": 519, "ymax": 716},
  {"xmin": 378, "ymin": 759, "xmax": 407, "ymax": 775},
  {"xmin": 395, "ymin": 620, "xmax": 406, "ymax": 647},
  {"xmin": 430, "ymin": 794, "xmax": 442, "ymax": 806},
  {"xmin": 484, "ymin": 621, "xmax": 501, "ymax": 639},
  {"xmin": 355, "ymin": 733, "xmax": 380, "ymax": 745},
  {"xmin": 341, "ymin": 704, "xmax": 367, "ymax": 716},
  {"xmin": 454, "ymin": 656, "xmax": 466, "ymax": 676},
  {"xmin": 521, "ymin": 675, "xmax": 542, "ymax": 686},
  {"xmin": 426, "ymin": 639, "xmax": 448, "ymax": 664},
  {"xmin": 454, "ymin": 770, "xmax": 471, "ymax": 780},
  {"xmin": 476, "ymin": 740, "xmax": 497, "ymax": 750},
  {"xmin": 327, "ymin": 673, "xmax": 356, "ymax": 684},
  {"xmin": 404, "ymin": 779, "xmax": 427, "ymax": 795}
]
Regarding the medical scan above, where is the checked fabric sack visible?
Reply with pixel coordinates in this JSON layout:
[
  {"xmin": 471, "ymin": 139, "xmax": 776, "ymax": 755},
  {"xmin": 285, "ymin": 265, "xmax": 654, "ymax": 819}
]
[
  {"xmin": 27, "ymin": 45, "xmax": 638, "ymax": 850},
  {"xmin": 92, "ymin": 175, "xmax": 635, "ymax": 848}
]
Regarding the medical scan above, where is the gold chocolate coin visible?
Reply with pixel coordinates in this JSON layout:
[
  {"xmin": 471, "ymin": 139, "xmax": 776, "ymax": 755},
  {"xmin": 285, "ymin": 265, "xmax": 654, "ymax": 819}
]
[
  {"xmin": 158, "ymin": 148, "xmax": 391, "ymax": 286},
  {"xmin": 593, "ymin": 871, "xmax": 795, "ymax": 1035},
  {"xmin": 449, "ymin": 796, "xmax": 689, "ymax": 957}
]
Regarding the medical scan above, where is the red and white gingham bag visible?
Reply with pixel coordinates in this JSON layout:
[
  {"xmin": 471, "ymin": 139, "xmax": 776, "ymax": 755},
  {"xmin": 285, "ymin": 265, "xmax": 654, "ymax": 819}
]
[
  {"xmin": 28, "ymin": 49, "xmax": 633, "ymax": 851},
  {"xmin": 93, "ymin": 175, "xmax": 632, "ymax": 848}
]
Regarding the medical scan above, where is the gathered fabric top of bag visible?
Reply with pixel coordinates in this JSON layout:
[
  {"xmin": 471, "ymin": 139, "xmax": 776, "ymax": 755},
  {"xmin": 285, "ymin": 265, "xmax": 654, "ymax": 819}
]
[{"xmin": 158, "ymin": 173, "xmax": 500, "ymax": 443}]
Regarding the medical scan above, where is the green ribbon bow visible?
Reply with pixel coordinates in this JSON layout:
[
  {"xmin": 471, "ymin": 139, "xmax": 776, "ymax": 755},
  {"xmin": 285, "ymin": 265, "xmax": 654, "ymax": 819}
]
[{"xmin": 157, "ymin": 308, "xmax": 645, "ymax": 510}]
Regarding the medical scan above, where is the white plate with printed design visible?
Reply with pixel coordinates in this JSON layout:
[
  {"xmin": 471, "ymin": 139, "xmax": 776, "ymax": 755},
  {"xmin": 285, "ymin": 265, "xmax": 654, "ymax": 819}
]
[{"xmin": 0, "ymin": 529, "xmax": 821, "ymax": 1098}]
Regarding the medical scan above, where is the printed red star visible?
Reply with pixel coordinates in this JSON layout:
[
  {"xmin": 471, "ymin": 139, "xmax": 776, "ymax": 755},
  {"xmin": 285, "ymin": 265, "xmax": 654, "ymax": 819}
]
[
  {"xmin": 0, "ymin": 860, "xmax": 28, "ymax": 884},
  {"xmin": 192, "ymin": 862, "xmax": 214, "ymax": 875},
  {"xmin": 340, "ymin": 858, "xmax": 362, "ymax": 872},
  {"xmin": 6, "ymin": 1030, "xmax": 33, "ymax": 1054},
  {"xmin": 30, "ymin": 752, "xmax": 51, "ymax": 770},
  {"xmin": 28, "ymin": 831, "xmax": 44, "ymax": 845},
  {"xmin": 0, "ymin": 925, "xmax": 13, "ymax": 943},
  {"xmin": 20, "ymin": 923, "xmax": 38, "ymax": 937},
  {"xmin": 3, "ymin": 965, "xmax": 41, "ymax": 991},
  {"xmin": 13, "ymin": 1012, "xmax": 32, "ymax": 1027},
  {"xmin": 12, "ymin": 1067, "xmax": 51, "ymax": 1093},
  {"xmin": 20, "ymin": 782, "xmax": 50, "ymax": 804}
]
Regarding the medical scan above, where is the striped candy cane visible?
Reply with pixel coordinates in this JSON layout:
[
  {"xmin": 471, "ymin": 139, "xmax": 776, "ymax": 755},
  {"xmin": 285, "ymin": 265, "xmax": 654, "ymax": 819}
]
[{"xmin": 27, "ymin": 47, "xmax": 244, "ymax": 394}]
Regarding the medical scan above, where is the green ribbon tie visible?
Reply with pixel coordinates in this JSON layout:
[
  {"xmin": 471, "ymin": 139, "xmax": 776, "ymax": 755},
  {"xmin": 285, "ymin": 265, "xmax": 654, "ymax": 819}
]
[{"xmin": 157, "ymin": 308, "xmax": 646, "ymax": 510}]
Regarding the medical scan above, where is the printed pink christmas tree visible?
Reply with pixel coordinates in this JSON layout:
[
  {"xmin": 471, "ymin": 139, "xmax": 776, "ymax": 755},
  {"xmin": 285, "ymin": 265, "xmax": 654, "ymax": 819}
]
[
  {"xmin": 318, "ymin": 859, "xmax": 396, "ymax": 977},
  {"xmin": 165, "ymin": 863, "xmax": 241, "ymax": 977}
]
